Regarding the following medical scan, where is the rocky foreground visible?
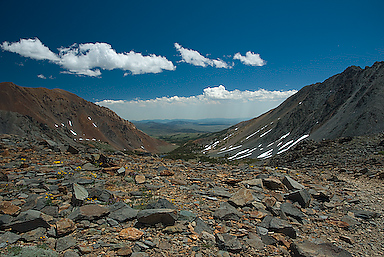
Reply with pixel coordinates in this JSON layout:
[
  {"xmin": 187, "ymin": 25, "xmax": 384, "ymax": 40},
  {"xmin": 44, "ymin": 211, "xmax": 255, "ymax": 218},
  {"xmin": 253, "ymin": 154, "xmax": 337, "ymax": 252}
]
[{"xmin": 0, "ymin": 134, "xmax": 383, "ymax": 257}]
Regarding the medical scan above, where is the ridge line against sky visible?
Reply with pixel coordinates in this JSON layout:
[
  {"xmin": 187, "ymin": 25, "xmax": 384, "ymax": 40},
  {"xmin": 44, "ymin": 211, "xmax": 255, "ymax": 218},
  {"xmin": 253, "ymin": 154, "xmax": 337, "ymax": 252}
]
[{"xmin": 1, "ymin": 0, "xmax": 383, "ymax": 120}]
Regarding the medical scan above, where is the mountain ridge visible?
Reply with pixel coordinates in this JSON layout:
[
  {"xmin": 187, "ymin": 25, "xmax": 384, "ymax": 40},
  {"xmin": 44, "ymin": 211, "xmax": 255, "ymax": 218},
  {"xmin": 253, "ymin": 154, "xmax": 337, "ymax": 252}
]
[
  {"xmin": 0, "ymin": 82, "xmax": 172, "ymax": 153},
  {"xmin": 199, "ymin": 61, "xmax": 384, "ymax": 160}
]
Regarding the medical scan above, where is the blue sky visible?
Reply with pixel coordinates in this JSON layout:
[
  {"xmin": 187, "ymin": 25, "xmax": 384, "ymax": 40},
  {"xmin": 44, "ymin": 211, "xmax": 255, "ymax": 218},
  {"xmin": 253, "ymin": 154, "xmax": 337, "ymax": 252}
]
[{"xmin": 1, "ymin": 0, "xmax": 383, "ymax": 120}]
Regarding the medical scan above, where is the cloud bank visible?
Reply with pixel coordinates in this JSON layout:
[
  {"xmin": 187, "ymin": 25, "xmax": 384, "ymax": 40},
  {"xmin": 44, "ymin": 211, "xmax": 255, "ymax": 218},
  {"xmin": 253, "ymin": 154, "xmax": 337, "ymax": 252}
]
[
  {"xmin": 1, "ymin": 38, "xmax": 176, "ymax": 76},
  {"xmin": 2, "ymin": 38, "xmax": 267, "ymax": 76},
  {"xmin": 96, "ymin": 85, "xmax": 297, "ymax": 120},
  {"xmin": 174, "ymin": 43, "xmax": 231, "ymax": 68},
  {"xmin": 234, "ymin": 51, "xmax": 266, "ymax": 66}
]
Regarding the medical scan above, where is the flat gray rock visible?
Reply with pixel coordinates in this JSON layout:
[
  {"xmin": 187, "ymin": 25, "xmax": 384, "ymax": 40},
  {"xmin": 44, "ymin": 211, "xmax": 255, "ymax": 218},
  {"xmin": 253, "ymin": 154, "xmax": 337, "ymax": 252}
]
[
  {"xmin": 72, "ymin": 183, "xmax": 88, "ymax": 201},
  {"xmin": 5, "ymin": 210, "xmax": 50, "ymax": 233},
  {"xmin": 214, "ymin": 202, "xmax": 242, "ymax": 221},
  {"xmin": 210, "ymin": 187, "xmax": 233, "ymax": 198},
  {"xmin": 56, "ymin": 235, "xmax": 77, "ymax": 252},
  {"xmin": 81, "ymin": 163, "xmax": 100, "ymax": 171},
  {"xmin": 108, "ymin": 206, "xmax": 138, "ymax": 222},
  {"xmin": 21, "ymin": 227, "xmax": 46, "ymax": 242},
  {"xmin": 194, "ymin": 217, "xmax": 213, "ymax": 234},
  {"xmin": 280, "ymin": 202, "xmax": 306, "ymax": 220},
  {"xmin": 282, "ymin": 176, "xmax": 304, "ymax": 190},
  {"xmin": 290, "ymin": 240, "xmax": 352, "ymax": 257},
  {"xmin": 260, "ymin": 216, "xmax": 296, "ymax": 238},
  {"xmin": 137, "ymin": 209, "xmax": 177, "ymax": 225},
  {"xmin": 286, "ymin": 189, "xmax": 311, "ymax": 208},
  {"xmin": 216, "ymin": 233, "xmax": 242, "ymax": 252},
  {"xmin": 0, "ymin": 231, "xmax": 21, "ymax": 244}
]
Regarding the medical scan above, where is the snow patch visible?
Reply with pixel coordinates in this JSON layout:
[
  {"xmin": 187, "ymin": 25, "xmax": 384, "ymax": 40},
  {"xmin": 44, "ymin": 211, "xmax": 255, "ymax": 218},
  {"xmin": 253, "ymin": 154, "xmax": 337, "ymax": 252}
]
[
  {"xmin": 260, "ymin": 129, "xmax": 272, "ymax": 138},
  {"xmin": 70, "ymin": 129, "xmax": 77, "ymax": 136},
  {"xmin": 92, "ymin": 122, "xmax": 97, "ymax": 127},
  {"xmin": 246, "ymin": 130, "xmax": 260, "ymax": 140},
  {"xmin": 68, "ymin": 120, "xmax": 72, "ymax": 126},
  {"xmin": 228, "ymin": 148, "xmax": 250, "ymax": 160},
  {"xmin": 277, "ymin": 135, "xmax": 309, "ymax": 154},
  {"xmin": 88, "ymin": 116, "xmax": 92, "ymax": 120},
  {"xmin": 257, "ymin": 149, "xmax": 273, "ymax": 159},
  {"xmin": 219, "ymin": 145, "xmax": 242, "ymax": 154}
]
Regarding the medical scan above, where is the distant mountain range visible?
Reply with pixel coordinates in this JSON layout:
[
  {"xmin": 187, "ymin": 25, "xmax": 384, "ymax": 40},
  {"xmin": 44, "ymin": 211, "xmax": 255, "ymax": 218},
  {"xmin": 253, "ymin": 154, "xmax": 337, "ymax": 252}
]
[
  {"xmin": 199, "ymin": 61, "xmax": 384, "ymax": 160},
  {"xmin": 0, "ymin": 82, "xmax": 171, "ymax": 153},
  {"xmin": 133, "ymin": 118, "xmax": 244, "ymax": 136}
]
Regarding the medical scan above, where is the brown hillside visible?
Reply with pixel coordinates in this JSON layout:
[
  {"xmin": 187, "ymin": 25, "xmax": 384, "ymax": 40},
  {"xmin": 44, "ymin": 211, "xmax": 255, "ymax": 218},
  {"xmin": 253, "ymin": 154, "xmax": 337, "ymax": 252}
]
[{"xmin": 0, "ymin": 82, "xmax": 171, "ymax": 152}]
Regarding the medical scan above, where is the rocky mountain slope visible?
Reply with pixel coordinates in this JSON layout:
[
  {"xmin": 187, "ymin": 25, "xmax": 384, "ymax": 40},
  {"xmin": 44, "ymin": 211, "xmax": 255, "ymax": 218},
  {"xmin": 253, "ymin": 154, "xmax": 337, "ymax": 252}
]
[
  {"xmin": 0, "ymin": 82, "xmax": 172, "ymax": 153},
  {"xmin": 0, "ymin": 133, "xmax": 383, "ymax": 256},
  {"xmin": 200, "ymin": 61, "xmax": 384, "ymax": 161}
]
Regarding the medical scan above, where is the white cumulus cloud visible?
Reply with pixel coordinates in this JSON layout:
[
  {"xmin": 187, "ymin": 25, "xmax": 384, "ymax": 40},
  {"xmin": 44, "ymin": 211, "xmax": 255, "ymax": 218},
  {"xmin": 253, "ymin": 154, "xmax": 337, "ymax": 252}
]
[
  {"xmin": 1, "ymin": 38, "xmax": 176, "ymax": 76},
  {"xmin": 96, "ymin": 85, "xmax": 297, "ymax": 120},
  {"xmin": 234, "ymin": 51, "xmax": 266, "ymax": 66},
  {"xmin": 57, "ymin": 42, "xmax": 176, "ymax": 76},
  {"xmin": 1, "ymin": 38, "xmax": 60, "ymax": 61},
  {"xmin": 37, "ymin": 74, "xmax": 46, "ymax": 79},
  {"xmin": 174, "ymin": 43, "xmax": 230, "ymax": 69}
]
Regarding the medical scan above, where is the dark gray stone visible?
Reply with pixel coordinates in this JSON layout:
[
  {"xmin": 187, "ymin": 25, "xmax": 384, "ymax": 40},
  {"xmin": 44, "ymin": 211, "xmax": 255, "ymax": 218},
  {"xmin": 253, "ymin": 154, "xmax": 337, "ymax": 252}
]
[
  {"xmin": 280, "ymin": 202, "xmax": 306, "ymax": 220},
  {"xmin": 282, "ymin": 176, "xmax": 304, "ymax": 191},
  {"xmin": 0, "ymin": 214, "xmax": 13, "ymax": 226},
  {"xmin": 108, "ymin": 202, "xmax": 128, "ymax": 212},
  {"xmin": 89, "ymin": 188, "xmax": 112, "ymax": 202},
  {"xmin": 131, "ymin": 252, "xmax": 149, "ymax": 257},
  {"xmin": 137, "ymin": 209, "xmax": 177, "ymax": 225},
  {"xmin": 214, "ymin": 202, "xmax": 242, "ymax": 221},
  {"xmin": 286, "ymin": 189, "xmax": 311, "ymax": 208},
  {"xmin": 0, "ymin": 231, "xmax": 21, "ymax": 244},
  {"xmin": 108, "ymin": 206, "xmax": 138, "ymax": 222},
  {"xmin": 260, "ymin": 234, "xmax": 277, "ymax": 245},
  {"xmin": 352, "ymin": 210, "xmax": 378, "ymax": 220},
  {"xmin": 146, "ymin": 198, "xmax": 176, "ymax": 209},
  {"xmin": 178, "ymin": 210, "xmax": 197, "ymax": 221},
  {"xmin": 63, "ymin": 250, "xmax": 80, "ymax": 257},
  {"xmin": 215, "ymin": 233, "xmax": 242, "ymax": 252},
  {"xmin": 56, "ymin": 235, "xmax": 77, "ymax": 252},
  {"xmin": 210, "ymin": 187, "xmax": 233, "ymax": 198},
  {"xmin": 245, "ymin": 233, "xmax": 264, "ymax": 250},
  {"xmin": 81, "ymin": 162, "xmax": 100, "ymax": 171},
  {"xmin": 260, "ymin": 216, "xmax": 296, "ymax": 238},
  {"xmin": 290, "ymin": 240, "xmax": 352, "ymax": 257},
  {"xmin": 341, "ymin": 215, "xmax": 360, "ymax": 227},
  {"xmin": 194, "ymin": 217, "xmax": 213, "ymax": 234},
  {"xmin": 41, "ymin": 205, "xmax": 59, "ymax": 218},
  {"xmin": 21, "ymin": 227, "xmax": 46, "ymax": 242},
  {"xmin": 5, "ymin": 210, "xmax": 50, "ymax": 233}
]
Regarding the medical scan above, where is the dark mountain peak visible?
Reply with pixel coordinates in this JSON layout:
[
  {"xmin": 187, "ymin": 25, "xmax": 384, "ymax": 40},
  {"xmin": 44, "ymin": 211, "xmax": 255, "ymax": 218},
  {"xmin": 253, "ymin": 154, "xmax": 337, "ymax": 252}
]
[
  {"xmin": 0, "ymin": 82, "xmax": 171, "ymax": 153},
  {"xmin": 200, "ymin": 61, "xmax": 384, "ymax": 161}
]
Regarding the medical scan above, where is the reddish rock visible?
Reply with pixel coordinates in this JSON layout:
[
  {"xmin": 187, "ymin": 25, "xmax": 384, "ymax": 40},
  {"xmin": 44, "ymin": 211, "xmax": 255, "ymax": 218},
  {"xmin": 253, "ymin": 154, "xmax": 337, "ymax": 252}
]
[
  {"xmin": 0, "ymin": 201, "xmax": 20, "ymax": 215},
  {"xmin": 160, "ymin": 170, "xmax": 174, "ymax": 176},
  {"xmin": 119, "ymin": 227, "xmax": 144, "ymax": 240},
  {"xmin": 135, "ymin": 174, "xmax": 146, "ymax": 184},
  {"xmin": 56, "ymin": 218, "xmax": 76, "ymax": 237},
  {"xmin": 228, "ymin": 188, "xmax": 255, "ymax": 207}
]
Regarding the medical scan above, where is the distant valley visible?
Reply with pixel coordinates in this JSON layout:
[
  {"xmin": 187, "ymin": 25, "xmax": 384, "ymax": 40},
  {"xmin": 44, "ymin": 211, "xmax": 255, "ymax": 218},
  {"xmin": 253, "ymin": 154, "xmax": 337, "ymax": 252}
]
[{"xmin": 132, "ymin": 118, "xmax": 244, "ymax": 145}]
